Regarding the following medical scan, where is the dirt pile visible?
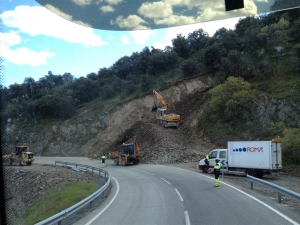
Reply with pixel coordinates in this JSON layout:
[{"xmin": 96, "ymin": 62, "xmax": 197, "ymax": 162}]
[{"xmin": 106, "ymin": 120, "xmax": 218, "ymax": 164}]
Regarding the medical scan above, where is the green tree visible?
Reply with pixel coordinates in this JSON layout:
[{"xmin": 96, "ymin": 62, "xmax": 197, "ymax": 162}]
[
  {"xmin": 220, "ymin": 50, "xmax": 253, "ymax": 79},
  {"xmin": 267, "ymin": 121, "xmax": 286, "ymax": 137},
  {"xmin": 209, "ymin": 76, "xmax": 256, "ymax": 120},
  {"xmin": 281, "ymin": 128, "xmax": 300, "ymax": 164},
  {"xmin": 141, "ymin": 74, "xmax": 151, "ymax": 92},
  {"xmin": 187, "ymin": 29, "xmax": 209, "ymax": 54},
  {"xmin": 204, "ymin": 42, "xmax": 227, "ymax": 72},
  {"xmin": 258, "ymin": 18, "xmax": 290, "ymax": 53},
  {"xmin": 125, "ymin": 81, "xmax": 136, "ymax": 95},
  {"xmin": 172, "ymin": 34, "xmax": 190, "ymax": 59},
  {"xmin": 181, "ymin": 58, "xmax": 198, "ymax": 78},
  {"xmin": 72, "ymin": 77, "xmax": 99, "ymax": 103}
]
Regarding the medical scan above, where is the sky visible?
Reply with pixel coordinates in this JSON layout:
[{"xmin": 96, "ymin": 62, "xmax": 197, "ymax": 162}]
[{"xmin": 0, "ymin": 0, "xmax": 244, "ymax": 87}]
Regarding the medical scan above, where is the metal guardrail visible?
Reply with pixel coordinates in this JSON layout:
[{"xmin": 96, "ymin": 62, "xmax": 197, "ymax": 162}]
[
  {"xmin": 35, "ymin": 161, "xmax": 110, "ymax": 225},
  {"xmin": 247, "ymin": 175, "xmax": 300, "ymax": 203}
]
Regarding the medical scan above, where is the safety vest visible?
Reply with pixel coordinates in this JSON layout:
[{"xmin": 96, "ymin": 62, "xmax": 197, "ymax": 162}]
[
  {"xmin": 214, "ymin": 163, "xmax": 221, "ymax": 171},
  {"xmin": 101, "ymin": 155, "xmax": 107, "ymax": 159},
  {"xmin": 205, "ymin": 155, "xmax": 210, "ymax": 160}
]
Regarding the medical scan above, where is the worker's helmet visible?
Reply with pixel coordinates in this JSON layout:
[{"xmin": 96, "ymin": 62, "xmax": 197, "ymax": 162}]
[{"xmin": 215, "ymin": 159, "xmax": 220, "ymax": 162}]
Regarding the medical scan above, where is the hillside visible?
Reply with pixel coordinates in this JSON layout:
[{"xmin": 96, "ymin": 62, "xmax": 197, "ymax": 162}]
[
  {"xmin": 78, "ymin": 74, "xmax": 220, "ymax": 163},
  {"xmin": 4, "ymin": 8, "xmax": 300, "ymax": 166},
  {"xmin": 5, "ymin": 75, "xmax": 220, "ymax": 163}
]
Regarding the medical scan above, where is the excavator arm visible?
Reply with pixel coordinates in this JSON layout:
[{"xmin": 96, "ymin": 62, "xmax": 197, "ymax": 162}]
[
  {"xmin": 133, "ymin": 136, "xmax": 140, "ymax": 155},
  {"xmin": 152, "ymin": 90, "xmax": 168, "ymax": 111}
]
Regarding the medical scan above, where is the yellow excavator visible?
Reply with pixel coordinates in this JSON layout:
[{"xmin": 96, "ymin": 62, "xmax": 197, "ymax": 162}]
[
  {"xmin": 151, "ymin": 90, "xmax": 181, "ymax": 128},
  {"xmin": 114, "ymin": 136, "xmax": 141, "ymax": 166}
]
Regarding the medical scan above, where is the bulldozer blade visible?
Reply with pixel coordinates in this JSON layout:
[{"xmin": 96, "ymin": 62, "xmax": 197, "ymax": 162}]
[{"xmin": 151, "ymin": 106, "xmax": 158, "ymax": 112}]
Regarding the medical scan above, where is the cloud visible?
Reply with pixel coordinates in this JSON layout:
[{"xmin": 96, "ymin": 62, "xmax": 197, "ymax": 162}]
[
  {"xmin": 105, "ymin": 0, "xmax": 123, "ymax": 5},
  {"xmin": 129, "ymin": 30, "xmax": 155, "ymax": 45},
  {"xmin": 0, "ymin": 31, "xmax": 56, "ymax": 66},
  {"xmin": 72, "ymin": 0, "xmax": 93, "ymax": 6},
  {"xmin": 1, "ymin": 5, "xmax": 108, "ymax": 47},
  {"xmin": 72, "ymin": 0, "xmax": 103, "ymax": 6},
  {"xmin": 152, "ymin": 17, "xmax": 242, "ymax": 49},
  {"xmin": 111, "ymin": 15, "xmax": 149, "ymax": 30},
  {"xmin": 100, "ymin": 5, "xmax": 115, "ymax": 13},
  {"xmin": 195, "ymin": 0, "xmax": 257, "ymax": 23},
  {"xmin": 0, "ymin": 31, "xmax": 22, "ymax": 47},
  {"xmin": 138, "ymin": 2, "xmax": 173, "ymax": 19},
  {"xmin": 3, "ymin": 46, "xmax": 56, "ymax": 67},
  {"xmin": 109, "ymin": 35, "xmax": 115, "ymax": 40},
  {"xmin": 1, "ymin": 62, "xmax": 9, "ymax": 67},
  {"xmin": 120, "ymin": 35, "xmax": 130, "ymax": 44},
  {"xmin": 139, "ymin": 0, "xmax": 258, "ymax": 28},
  {"xmin": 155, "ymin": 15, "xmax": 196, "ymax": 26}
]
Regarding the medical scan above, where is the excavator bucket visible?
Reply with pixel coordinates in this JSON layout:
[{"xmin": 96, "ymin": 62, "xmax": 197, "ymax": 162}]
[{"xmin": 151, "ymin": 106, "xmax": 158, "ymax": 112}]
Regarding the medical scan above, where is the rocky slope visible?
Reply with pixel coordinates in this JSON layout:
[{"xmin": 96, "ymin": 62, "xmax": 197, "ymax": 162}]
[{"xmin": 5, "ymin": 75, "xmax": 219, "ymax": 162}]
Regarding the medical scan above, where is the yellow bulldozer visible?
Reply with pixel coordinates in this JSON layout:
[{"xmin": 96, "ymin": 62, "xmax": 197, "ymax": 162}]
[
  {"xmin": 114, "ymin": 136, "xmax": 141, "ymax": 166},
  {"xmin": 2, "ymin": 145, "xmax": 34, "ymax": 166}
]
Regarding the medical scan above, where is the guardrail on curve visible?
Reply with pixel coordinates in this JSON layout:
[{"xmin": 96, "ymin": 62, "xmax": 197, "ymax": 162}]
[
  {"xmin": 247, "ymin": 175, "xmax": 300, "ymax": 204},
  {"xmin": 35, "ymin": 161, "xmax": 110, "ymax": 225}
]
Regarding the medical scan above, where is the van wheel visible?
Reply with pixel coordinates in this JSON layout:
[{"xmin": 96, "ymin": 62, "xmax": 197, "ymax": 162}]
[
  {"xmin": 202, "ymin": 165, "xmax": 208, "ymax": 173},
  {"xmin": 246, "ymin": 169, "xmax": 255, "ymax": 177},
  {"xmin": 26, "ymin": 162, "xmax": 32, "ymax": 165}
]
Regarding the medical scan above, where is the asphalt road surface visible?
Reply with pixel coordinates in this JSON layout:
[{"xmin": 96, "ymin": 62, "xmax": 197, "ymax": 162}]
[{"xmin": 34, "ymin": 157, "xmax": 300, "ymax": 225}]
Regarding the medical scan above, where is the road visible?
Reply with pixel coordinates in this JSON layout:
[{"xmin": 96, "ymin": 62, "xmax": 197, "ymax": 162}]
[{"xmin": 34, "ymin": 157, "xmax": 300, "ymax": 225}]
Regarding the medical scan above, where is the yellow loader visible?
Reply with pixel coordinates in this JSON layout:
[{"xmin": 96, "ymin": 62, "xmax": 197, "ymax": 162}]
[{"xmin": 2, "ymin": 145, "xmax": 34, "ymax": 166}]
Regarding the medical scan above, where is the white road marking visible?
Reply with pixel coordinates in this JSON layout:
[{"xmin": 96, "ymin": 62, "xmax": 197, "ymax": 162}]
[
  {"xmin": 184, "ymin": 211, "xmax": 191, "ymax": 225},
  {"xmin": 85, "ymin": 177, "xmax": 119, "ymax": 225},
  {"xmin": 160, "ymin": 178, "xmax": 171, "ymax": 185},
  {"xmin": 176, "ymin": 167, "xmax": 300, "ymax": 225},
  {"xmin": 142, "ymin": 171, "xmax": 154, "ymax": 175},
  {"xmin": 174, "ymin": 188, "xmax": 184, "ymax": 201}
]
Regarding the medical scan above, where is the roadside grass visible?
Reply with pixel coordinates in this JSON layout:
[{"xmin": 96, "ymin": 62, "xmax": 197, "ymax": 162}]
[{"xmin": 20, "ymin": 181, "xmax": 97, "ymax": 225}]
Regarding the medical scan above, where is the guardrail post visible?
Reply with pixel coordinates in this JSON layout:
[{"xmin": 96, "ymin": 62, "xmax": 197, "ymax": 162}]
[
  {"xmin": 58, "ymin": 211, "xmax": 62, "ymax": 225},
  {"xmin": 250, "ymin": 181, "xmax": 253, "ymax": 190},
  {"xmin": 278, "ymin": 192, "xmax": 281, "ymax": 203}
]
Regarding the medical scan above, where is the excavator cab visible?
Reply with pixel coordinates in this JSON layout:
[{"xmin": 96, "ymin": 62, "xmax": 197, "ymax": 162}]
[
  {"xmin": 156, "ymin": 108, "xmax": 166, "ymax": 119},
  {"xmin": 15, "ymin": 146, "xmax": 28, "ymax": 155},
  {"xmin": 114, "ymin": 136, "xmax": 140, "ymax": 166},
  {"xmin": 151, "ymin": 105, "xmax": 158, "ymax": 112},
  {"xmin": 120, "ymin": 144, "xmax": 135, "ymax": 156}
]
